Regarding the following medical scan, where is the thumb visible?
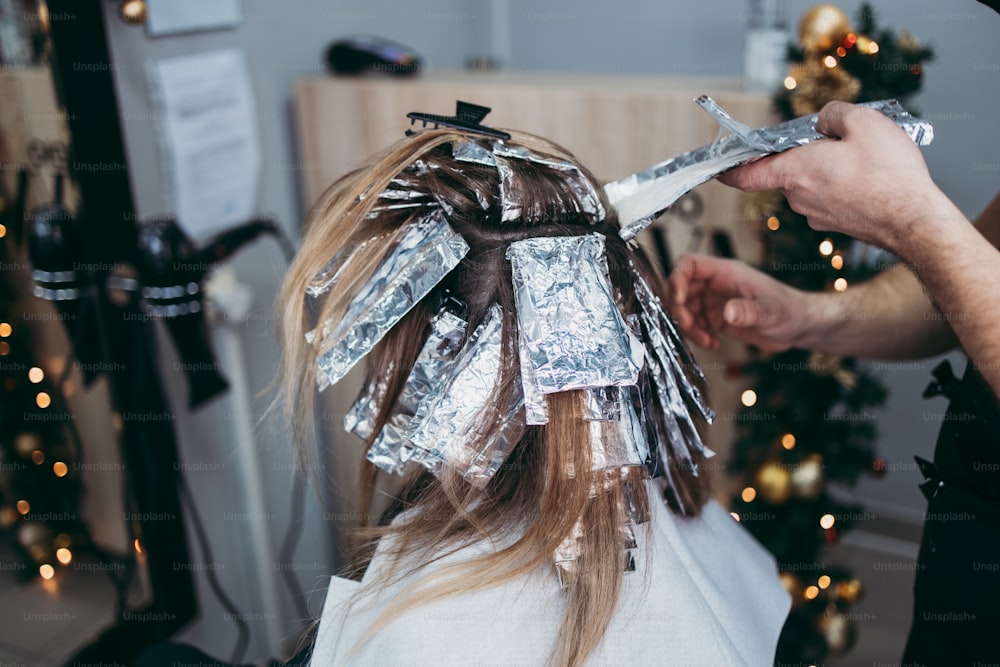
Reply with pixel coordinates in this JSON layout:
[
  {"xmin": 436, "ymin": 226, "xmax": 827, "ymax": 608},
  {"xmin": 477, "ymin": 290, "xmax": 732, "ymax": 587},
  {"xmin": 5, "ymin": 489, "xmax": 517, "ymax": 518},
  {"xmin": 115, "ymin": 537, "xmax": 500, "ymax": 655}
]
[{"xmin": 723, "ymin": 298, "xmax": 775, "ymax": 328}]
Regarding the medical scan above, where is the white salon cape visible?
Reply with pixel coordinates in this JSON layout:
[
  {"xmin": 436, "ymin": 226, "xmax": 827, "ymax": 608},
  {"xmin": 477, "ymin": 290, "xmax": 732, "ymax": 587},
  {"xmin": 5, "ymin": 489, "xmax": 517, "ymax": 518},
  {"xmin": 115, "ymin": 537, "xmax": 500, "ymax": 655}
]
[{"xmin": 309, "ymin": 483, "xmax": 791, "ymax": 666}]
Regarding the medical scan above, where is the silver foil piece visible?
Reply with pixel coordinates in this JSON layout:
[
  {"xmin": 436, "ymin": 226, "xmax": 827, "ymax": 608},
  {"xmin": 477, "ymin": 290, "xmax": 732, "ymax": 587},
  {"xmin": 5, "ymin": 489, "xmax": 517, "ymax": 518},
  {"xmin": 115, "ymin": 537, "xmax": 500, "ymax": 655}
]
[
  {"xmin": 519, "ymin": 341, "xmax": 550, "ymax": 425},
  {"xmin": 311, "ymin": 210, "xmax": 470, "ymax": 391},
  {"xmin": 406, "ymin": 304, "xmax": 518, "ymax": 481},
  {"xmin": 362, "ymin": 307, "xmax": 469, "ymax": 475},
  {"xmin": 588, "ymin": 386, "xmax": 649, "ymax": 471},
  {"xmin": 630, "ymin": 262, "xmax": 712, "ymax": 417},
  {"xmin": 454, "ymin": 140, "xmax": 605, "ymax": 223},
  {"xmin": 583, "ymin": 386, "xmax": 620, "ymax": 422},
  {"xmin": 554, "ymin": 517, "xmax": 584, "ymax": 589},
  {"xmin": 626, "ymin": 262, "xmax": 715, "ymax": 486},
  {"xmin": 606, "ymin": 96, "xmax": 935, "ymax": 238},
  {"xmin": 507, "ymin": 233, "xmax": 644, "ymax": 400},
  {"xmin": 492, "ymin": 143, "xmax": 606, "ymax": 222},
  {"xmin": 343, "ymin": 363, "xmax": 394, "ymax": 443}
]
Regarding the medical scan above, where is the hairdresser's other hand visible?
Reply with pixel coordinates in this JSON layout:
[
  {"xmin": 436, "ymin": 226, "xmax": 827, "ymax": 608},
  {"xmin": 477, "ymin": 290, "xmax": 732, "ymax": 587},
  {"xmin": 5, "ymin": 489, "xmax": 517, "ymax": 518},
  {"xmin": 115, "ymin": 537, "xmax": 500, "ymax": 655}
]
[
  {"xmin": 668, "ymin": 254, "xmax": 811, "ymax": 352},
  {"xmin": 719, "ymin": 101, "xmax": 958, "ymax": 258}
]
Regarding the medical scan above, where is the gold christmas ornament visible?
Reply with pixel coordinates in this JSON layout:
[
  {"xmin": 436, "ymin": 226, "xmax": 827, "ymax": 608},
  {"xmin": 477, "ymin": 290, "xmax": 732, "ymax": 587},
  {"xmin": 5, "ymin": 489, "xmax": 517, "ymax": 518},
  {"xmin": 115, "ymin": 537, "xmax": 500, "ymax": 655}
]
[
  {"xmin": 14, "ymin": 432, "xmax": 42, "ymax": 458},
  {"xmin": 788, "ymin": 61, "xmax": 862, "ymax": 117},
  {"xmin": 798, "ymin": 4, "xmax": 852, "ymax": 53},
  {"xmin": 791, "ymin": 453, "xmax": 825, "ymax": 499},
  {"xmin": 836, "ymin": 578, "xmax": 865, "ymax": 603},
  {"xmin": 754, "ymin": 461, "xmax": 792, "ymax": 504},
  {"xmin": 817, "ymin": 608, "xmax": 857, "ymax": 654}
]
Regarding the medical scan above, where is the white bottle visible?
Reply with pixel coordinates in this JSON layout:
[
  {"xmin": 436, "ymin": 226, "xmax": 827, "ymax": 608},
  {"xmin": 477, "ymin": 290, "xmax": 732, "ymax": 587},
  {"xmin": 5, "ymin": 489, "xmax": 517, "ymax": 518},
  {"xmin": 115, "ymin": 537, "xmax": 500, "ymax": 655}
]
[{"xmin": 744, "ymin": 0, "xmax": 788, "ymax": 92}]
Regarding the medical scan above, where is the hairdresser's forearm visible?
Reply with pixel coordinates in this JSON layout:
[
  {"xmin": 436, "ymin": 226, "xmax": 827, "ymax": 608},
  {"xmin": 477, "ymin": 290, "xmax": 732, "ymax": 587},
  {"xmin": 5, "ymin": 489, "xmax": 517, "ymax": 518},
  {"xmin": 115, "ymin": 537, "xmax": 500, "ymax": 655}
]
[
  {"xmin": 903, "ymin": 193, "xmax": 1000, "ymax": 398},
  {"xmin": 796, "ymin": 263, "xmax": 958, "ymax": 360}
]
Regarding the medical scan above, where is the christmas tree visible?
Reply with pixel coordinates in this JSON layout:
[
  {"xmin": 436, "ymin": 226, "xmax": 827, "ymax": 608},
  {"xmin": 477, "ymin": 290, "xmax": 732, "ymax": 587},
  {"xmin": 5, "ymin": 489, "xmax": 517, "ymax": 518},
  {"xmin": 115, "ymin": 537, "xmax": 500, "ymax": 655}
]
[
  {"xmin": 0, "ymin": 189, "xmax": 86, "ymax": 583},
  {"xmin": 727, "ymin": 4, "xmax": 933, "ymax": 662}
]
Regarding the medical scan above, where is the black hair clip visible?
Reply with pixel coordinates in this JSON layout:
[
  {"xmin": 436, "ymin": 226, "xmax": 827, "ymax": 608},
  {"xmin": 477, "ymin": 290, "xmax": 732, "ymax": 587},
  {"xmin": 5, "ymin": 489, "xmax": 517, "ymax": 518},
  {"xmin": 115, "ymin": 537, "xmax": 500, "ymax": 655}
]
[{"xmin": 406, "ymin": 101, "xmax": 511, "ymax": 140}]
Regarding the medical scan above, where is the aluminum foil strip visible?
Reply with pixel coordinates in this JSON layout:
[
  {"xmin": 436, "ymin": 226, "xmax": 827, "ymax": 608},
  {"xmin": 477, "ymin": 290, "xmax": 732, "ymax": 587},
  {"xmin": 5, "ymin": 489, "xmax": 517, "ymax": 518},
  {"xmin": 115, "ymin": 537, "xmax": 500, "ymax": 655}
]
[
  {"xmin": 519, "ymin": 344, "xmax": 550, "ymax": 425},
  {"xmin": 606, "ymin": 97, "xmax": 935, "ymax": 238},
  {"xmin": 588, "ymin": 386, "xmax": 651, "ymax": 472},
  {"xmin": 360, "ymin": 306, "xmax": 469, "ymax": 475},
  {"xmin": 554, "ymin": 517, "xmax": 584, "ymax": 589},
  {"xmin": 312, "ymin": 210, "xmax": 469, "ymax": 391},
  {"xmin": 492, "ymin": 143, "xmax": 606, "ymax": 221},
  {"xmin": 366, "ymin": 413, "xmax": 410, "ymax": 476},
  {"xmin": 642, "ymin": 323, "xmax": 715, "ymax": 474},
  {"xmin": 583, "ymin": 386, "xmax": 620, "ymax": 422},
  {"xmin": 630, "ymin": 262, "xmax": 713, "ymax": 419},
  {"xmin": 304, "ymin": 236, "xmax": 378, "ymax": 305},
  {"xmin": 462, "ymin": 392, "xmax": 526, "ymax": 487},
  {"xmin": 507, "ymin": 233, "xmax": 644, "ymax": 399},
  {"xmin": 343, "ymin": 364, "xmax": 394, "ymax": 442},
  {"xmin": 636, "ymin": 368, "xmax": 690, "ymax": 516},
  {"xmin": 454, "ymin": 141, "xmax": 605, "ymax": 223},
  {"xmin": 405, "ymin": 303, "xmax": 505, "ymax": 475}
]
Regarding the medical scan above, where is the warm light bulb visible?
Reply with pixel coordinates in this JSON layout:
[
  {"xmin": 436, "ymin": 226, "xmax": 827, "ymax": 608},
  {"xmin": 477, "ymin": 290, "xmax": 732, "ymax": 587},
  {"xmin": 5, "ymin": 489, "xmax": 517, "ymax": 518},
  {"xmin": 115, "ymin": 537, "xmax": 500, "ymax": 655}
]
[
  {"xmin": 16, "ymin": 499, "xmax": 30, "ymax": 514},
  {"xmin": 804, "ymin": 585, "xmax": 820, "ymax": 600},
  {"xmin": 868, "ymin": 41, "xmax": 879, "ymax": 54},
  {"xmin": 39, "ymin": 563, "xmax": 55, "ymax": 580},
  {"xmin": 730, "ymin": 512, "xmax": 741, "ymax": 522},
  {"xmin": 741, "ymin": 487, "xmax": 757, "ymax": 503},
  {"xmin": 53, "ymin": 462, "xmax": 68, "ymax": 477},
  {"xmin": 781, "ymin": 433, "xmax": 796, "ymax": 450},
  {"xmin": 31, "ymin": 450, "xmax": 45, "ymax": 465},
  {"xmin": 834, "ymin": 278, "xmax": 848, "ymax": 292},
  {"xmin": 836, "ymin": 46, "xmax": 847, "ymax": 57},
  {"xmin": 0, "ymin": 224, "xmax": 6, "ymax": 238},
  {"xmin": 28, "ymin": 367, "xmax": 44, "ymax": 383},
  {"xmin": 134, "ymin": 538, "xmax": 143, "ymax": 554},
  {"xmin": 766, "ymin": 216, "xmax": 781, "ymax": 231},
  {"xmin": 820, "ymin": 513, "xmax": 836, "ymax": 529},
  {"xmin": 818, "ymin": 574, "xmax": 832, "ymax": 589},
  {"xmin": 0, "ymin": 322, "xmax": 10, "ymax": 337},
  {"xmin": 36, "ymin": 392, "xmax": 52, "ymax": 409},
  {"xmin": 0, "ymin": 341, "xmax": 9, "ymax": 356},
  {"xmin": 831, "ymin": 254, "xmax": 844, "ymax": 270},
  {"xmin": 823, "ymin": 55, "xmax": 838, "ymax": 68},
  {"xmin": 741, "ymin": 389, "xmax": 758, "ymax": 407},
  {"xmin": 784, "ymin": 76, "xmax": 797, "ymax": 90},
  {"xmin": 818, "ymin": 239, "xmax": 834, "ymax": 256},
  {"xmin": 56, "ymin": 547, "xmax": 72, "ymax": 565}
]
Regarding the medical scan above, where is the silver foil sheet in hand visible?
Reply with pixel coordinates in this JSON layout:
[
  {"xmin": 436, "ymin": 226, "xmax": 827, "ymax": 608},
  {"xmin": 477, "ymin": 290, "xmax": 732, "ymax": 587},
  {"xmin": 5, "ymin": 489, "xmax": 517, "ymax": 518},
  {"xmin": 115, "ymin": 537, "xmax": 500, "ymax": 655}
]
[{"xmin": 606, "ymin": 96, "xmax": 935, "ymax": 239}]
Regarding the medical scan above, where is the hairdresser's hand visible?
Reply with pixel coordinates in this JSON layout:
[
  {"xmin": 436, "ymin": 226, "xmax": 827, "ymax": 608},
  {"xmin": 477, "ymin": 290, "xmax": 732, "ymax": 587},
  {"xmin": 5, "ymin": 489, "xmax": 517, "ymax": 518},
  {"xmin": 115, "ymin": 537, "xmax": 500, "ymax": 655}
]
[
  {"xmin": 719, "ymin": 101, "xmax": 959, "ymax": 259},
  {"xmin": 668, "ymin": 254, "xmax": 812, "ymax": 352}
]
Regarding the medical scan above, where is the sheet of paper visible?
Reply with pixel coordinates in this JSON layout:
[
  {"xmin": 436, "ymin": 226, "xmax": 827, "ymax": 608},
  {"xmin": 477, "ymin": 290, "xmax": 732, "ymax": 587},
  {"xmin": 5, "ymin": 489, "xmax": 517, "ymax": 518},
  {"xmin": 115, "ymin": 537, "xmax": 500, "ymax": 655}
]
[
  {"xmin": 146, "ymin": 0, "xmax": 241, "ymax": 36},
  {"xmin": 149, "ymin": 49, "xmax": 261, "ymax": 237}
]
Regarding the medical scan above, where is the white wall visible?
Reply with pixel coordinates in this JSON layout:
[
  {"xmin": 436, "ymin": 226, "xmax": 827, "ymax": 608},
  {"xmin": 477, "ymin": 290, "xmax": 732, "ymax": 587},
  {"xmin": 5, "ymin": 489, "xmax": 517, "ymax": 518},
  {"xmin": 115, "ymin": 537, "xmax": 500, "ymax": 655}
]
[{"xmin": 99, "ymin": 0, "xmax": 1000, "ymax": 659}]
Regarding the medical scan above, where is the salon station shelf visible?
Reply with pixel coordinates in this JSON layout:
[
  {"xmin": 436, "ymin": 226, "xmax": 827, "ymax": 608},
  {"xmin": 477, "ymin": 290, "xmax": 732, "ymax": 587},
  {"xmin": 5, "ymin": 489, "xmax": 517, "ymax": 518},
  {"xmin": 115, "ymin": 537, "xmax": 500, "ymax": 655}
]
[{"xmin": 293, "ymin": 71, "xmax": 776, "ymax": 507}]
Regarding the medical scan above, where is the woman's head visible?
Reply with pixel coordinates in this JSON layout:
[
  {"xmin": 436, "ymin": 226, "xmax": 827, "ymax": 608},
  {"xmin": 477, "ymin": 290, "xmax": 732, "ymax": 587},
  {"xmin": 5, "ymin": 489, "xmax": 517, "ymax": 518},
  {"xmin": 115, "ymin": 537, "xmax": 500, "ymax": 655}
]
[{"xmin": 274, "ymin": 127, "xmax": 711, "ymax": 667}]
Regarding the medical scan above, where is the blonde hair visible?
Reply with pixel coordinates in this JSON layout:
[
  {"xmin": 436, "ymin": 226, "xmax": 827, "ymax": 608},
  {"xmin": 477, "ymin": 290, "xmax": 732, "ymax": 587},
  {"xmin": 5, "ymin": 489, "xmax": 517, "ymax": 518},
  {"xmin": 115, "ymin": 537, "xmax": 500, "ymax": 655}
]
[{"xmin": 274, "ymin": 129, "xmax": 710, "ymax": 666}]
